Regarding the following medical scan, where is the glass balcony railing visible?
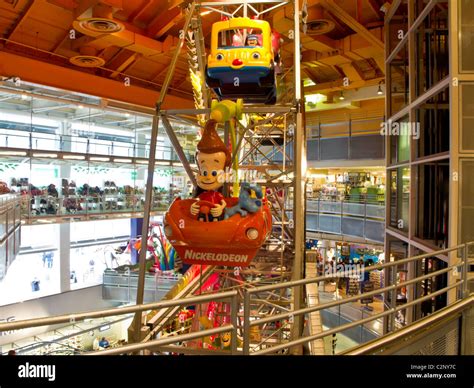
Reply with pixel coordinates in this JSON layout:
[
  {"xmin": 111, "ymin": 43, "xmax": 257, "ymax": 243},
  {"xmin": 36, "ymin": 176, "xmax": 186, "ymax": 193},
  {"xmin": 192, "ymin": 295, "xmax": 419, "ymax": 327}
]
[
  {"xmin": 21, "ymin": 194, "xmax": 171, "ymax": 219},
  {"xmin": 0, "ymin": 129, "xmax": 196, "ymax": 162},
  {"xmin": 306, "ymin": 195, "xmax": 385, "ymax": 243},
  {"xmin": 0, "ymin": 194, "xmax": 21, "ymax": 280}
]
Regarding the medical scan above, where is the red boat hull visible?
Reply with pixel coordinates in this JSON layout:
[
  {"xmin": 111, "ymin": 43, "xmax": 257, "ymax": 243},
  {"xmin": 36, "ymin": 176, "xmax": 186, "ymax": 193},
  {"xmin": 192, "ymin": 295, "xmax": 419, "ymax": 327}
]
[{"xmin": 164, "ymin": 198, "xmax": 272, "ymax": 267}]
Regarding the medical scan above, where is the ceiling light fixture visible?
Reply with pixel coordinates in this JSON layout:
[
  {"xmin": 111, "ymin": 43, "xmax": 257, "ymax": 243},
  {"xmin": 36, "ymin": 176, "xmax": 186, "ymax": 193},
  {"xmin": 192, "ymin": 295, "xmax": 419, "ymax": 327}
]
[
  {"xmin": 339, "ymin": 91, "xmax": 345, "ymax": 101},
  {"xmin": 63, "ymin": 155, "xmax": 86, "ymax": 160},
  {"xmin": 0, "ymin": 151, "xmax": 27, "ymax": 156},
  {"xmin": 32, "ymin": 153, "xmax": 57, "ymax": 158},
  {"xmin": 377, "ymin": 81, "xmax": 385, "ymax": 96}
]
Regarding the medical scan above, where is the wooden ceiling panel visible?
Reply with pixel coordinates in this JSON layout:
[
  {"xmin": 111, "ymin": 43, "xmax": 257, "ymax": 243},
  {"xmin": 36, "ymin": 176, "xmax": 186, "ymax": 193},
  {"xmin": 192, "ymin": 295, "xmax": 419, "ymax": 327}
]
[{"xmin": 0, "ymin": 0, "xmax": 386, "ymax": 106}]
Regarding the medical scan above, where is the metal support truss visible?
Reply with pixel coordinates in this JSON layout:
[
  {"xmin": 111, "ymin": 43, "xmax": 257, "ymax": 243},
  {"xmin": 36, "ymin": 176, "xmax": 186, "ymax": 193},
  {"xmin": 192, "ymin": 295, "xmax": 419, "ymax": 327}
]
[
  {"xmin": 131, "ymin": 0, "xmax": 306, "ymax": 353},
  {"xmin": 129, "ymin": 1, "xmax": 197, "ymax": 344}
]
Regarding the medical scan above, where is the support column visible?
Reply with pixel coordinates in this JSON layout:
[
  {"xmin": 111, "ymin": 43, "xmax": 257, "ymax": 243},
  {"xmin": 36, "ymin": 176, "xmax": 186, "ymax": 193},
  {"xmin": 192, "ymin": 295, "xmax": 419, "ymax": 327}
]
[
  {"xmin": 290, "ymin": 0, "xmax": 307, "ymax": 355},
  {"xmin": 130, "ymin": 218, "xmax": 143, "ymax": 265},
  {"xmin": 133, "ymin": 132, "xmax": 146, "ymax": 258},
  {"xmin": 60, "ymin": 121, "xmax": 72, "ymax": 216},
  {"xmin": 58, "ymin": 121, "xmax": 72, "ymax": 293},
  {"xmin": 129, "ymin": 1, "xmax": 196, "ymax": 345},
  {"xmin": 59, "ymin": 223, "xmax": 71, "ymax": 293}
]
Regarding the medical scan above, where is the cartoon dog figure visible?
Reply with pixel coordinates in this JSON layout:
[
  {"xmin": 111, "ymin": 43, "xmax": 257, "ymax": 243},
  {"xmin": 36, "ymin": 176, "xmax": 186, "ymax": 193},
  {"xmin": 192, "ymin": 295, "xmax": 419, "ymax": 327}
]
[{"xmin": 224, "ymin": 182, "xmax": 263, "ymax": 219}]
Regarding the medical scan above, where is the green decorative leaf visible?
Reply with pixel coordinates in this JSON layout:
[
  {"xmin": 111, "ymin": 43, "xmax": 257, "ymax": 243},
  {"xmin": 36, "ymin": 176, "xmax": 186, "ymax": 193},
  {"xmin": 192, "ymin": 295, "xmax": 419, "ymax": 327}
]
[
  {"xmin": 155, "ymin": 168, "xmax": 173, "ymax": 177},
  {"xmin": 0, "ymin": 162, "xmax": 19, "ymax": 172}
]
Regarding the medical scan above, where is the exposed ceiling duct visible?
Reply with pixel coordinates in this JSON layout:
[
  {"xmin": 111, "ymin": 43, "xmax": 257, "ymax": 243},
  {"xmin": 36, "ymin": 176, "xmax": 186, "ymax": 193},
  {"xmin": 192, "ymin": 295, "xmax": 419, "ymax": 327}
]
[
  {"xmin": 76, "ymin": 4, "xmax": 125, "ymax": 34},
  {"xmin": 305, "ymin": 6, "xmax": 335, "ymax": 36},
  {"xmin": 71, "ymin": 3, "xmax": 173, "ymax": 59},
  {"xmin": 69, "ymin": 45, "xmax": 105, "ymax": 68}
]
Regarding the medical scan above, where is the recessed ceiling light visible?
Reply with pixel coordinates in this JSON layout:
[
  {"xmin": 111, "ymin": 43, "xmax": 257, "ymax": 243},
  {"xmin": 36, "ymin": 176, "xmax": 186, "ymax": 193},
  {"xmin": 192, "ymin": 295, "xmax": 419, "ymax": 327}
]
[
  {"xmin": 0, "ymin": 151, "xmax": 27, "ymax": 156},
  {"xmin": 63, "ymin": 155, "xmax": 86, "ymax": 160},
  {"xmin": 32, "ymin": 153, "xmax": 57, "ymax": 158}
]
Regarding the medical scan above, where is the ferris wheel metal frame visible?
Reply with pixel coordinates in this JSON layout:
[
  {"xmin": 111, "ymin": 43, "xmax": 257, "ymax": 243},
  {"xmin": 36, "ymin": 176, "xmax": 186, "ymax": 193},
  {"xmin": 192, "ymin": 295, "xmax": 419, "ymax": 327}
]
[{"xmin": 130, "ymin": 0, "xmax": 307, "ymax": 355}]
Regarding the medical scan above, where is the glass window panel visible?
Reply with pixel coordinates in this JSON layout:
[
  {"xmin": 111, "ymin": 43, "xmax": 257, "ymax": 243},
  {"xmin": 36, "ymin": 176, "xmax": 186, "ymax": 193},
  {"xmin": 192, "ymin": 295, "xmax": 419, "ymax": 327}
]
[
  {"xmin": 462, "ymin": 84, "xmax": 474, "ymax": 150},
  {"xmin": 460, "ymin": 0, "xmax": 474, "ymax": 72},
  {"xmin": 389, "ymin": 167, "xmax": 410, "ymax": 233}
]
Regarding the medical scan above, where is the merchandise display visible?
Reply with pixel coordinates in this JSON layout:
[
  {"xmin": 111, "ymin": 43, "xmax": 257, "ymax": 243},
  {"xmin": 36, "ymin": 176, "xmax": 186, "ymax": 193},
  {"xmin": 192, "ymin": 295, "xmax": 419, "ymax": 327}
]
[
  {"xmin": 307, "ymin": 169, "xmax": 385, "ymax": 203},
  {"xmin": 7, "ymin": 177, "xmax": 172, "ymax": 216}
]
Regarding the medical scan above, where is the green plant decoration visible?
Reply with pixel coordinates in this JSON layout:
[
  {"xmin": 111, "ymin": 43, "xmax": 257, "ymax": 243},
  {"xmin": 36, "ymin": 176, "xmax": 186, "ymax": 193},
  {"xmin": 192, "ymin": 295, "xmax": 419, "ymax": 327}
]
[
  {"xmin": 155, "ymin": 168, "xmax": 173, "ymax": 177},
  {"xmin": 73, "ymin": 166, "xmax": 110, "ymax": 174},
  {"xmin": 0, "ymin": 163, "xmax": 19, "ymax": 172}
]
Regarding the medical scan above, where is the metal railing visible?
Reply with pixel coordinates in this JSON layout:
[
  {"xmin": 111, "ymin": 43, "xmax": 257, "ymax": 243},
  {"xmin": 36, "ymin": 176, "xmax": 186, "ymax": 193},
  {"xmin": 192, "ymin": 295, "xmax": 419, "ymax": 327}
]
[
  {"xmin": 0, "ymin": 242, "xmax": 472, "ymax": 355},
  {"xmin": 0, "ymin": 289, "xmax": 240, "ymax": 355},
  {"xmin": 241, "ymin": 242, "xmax": 473, "ymax": 355},
  {"xmin": 342, "ymin": 295, "xmax": 473, "ymax": 355}
]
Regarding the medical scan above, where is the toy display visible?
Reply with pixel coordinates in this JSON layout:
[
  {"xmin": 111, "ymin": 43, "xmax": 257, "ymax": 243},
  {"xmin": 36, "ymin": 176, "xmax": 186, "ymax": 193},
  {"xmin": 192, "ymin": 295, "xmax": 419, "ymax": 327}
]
[
  {"xmin": 133, "ymin": 223, "xmax": 180, "ymax": 273},
  {"xmin": 190, "ymin": 119, "xmax": 231, "ymax": 221},
  {"xmin": 164, "ymin": 100, "xmax": 272, "ymax": 267},
  {"xmin": 0, "ymin": 181, "xmax": 11, "ymax": 194},
  {"xmin": 8, "ymin": 177, "xmax": 169, "ymax": 216},
  {"xmin": 224, "ymin": 182, "xmax": 263, "ymax": 219}
]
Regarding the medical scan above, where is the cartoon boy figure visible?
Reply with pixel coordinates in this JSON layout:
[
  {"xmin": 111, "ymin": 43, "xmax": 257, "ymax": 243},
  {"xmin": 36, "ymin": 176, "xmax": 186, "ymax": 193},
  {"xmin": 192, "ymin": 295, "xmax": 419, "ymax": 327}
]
[
  {"xmin": 190, "ymin": 119, "xmax": 232, "ymax": 221},
  {"xmin": 246, "ymin": 34, "xmax": 259, "ymax": 47}
]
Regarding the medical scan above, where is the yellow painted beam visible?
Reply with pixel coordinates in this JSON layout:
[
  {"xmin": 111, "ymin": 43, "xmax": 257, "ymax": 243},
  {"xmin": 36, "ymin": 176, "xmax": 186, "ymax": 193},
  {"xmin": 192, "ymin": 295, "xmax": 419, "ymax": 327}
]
[
  {"xmin": 304, "ymin": 76, "xmax": 385, "ymax": 93},
  {"xmin": 108, "ymin": 51, "xmax": 140, "ymax": 78},
  {"xmin": 319, "ymin": 0, "xmax": 385, "ymax": 51},
  {"xmin": 7, "ymin": 0, "xmax": 36, "ymax": 40}
]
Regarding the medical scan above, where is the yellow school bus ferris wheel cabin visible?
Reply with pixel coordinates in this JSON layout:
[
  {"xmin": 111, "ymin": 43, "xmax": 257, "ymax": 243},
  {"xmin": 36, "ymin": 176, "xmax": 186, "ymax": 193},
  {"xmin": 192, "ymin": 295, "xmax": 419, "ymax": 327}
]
[{"xmin": 205, "ymin": 17, "xmax": 277, "ymax": 104}]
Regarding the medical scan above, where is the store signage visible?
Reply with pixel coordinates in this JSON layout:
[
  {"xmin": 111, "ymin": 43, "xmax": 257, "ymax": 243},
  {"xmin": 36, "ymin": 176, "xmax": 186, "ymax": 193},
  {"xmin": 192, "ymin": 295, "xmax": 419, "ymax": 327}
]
[
  {"xmin": 0, "ymin": 316, "xmax": 19, "ymax": 337},
  {"xmin": 183, "ymin": 249, "xmax": 249, "ymax": 265}
]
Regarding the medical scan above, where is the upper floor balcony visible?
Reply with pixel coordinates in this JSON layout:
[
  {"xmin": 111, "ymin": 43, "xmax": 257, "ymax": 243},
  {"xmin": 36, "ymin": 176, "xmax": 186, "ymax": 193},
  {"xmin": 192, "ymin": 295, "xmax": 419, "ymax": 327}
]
[
  {"xmin": 306, "ymin": 194, "xmax": 385, "ymax": 243},
  {"xmin": 0, "ymin": 194, "xmax": 21, "ymax": 280}
]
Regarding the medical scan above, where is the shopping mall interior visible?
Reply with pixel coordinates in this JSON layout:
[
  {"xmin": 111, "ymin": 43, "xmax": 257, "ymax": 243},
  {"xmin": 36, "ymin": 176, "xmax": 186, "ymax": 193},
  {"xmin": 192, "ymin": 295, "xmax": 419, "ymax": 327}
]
[{"xmin": 0, "ymin": 0, "xmax": 472, "ymax": 362}]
